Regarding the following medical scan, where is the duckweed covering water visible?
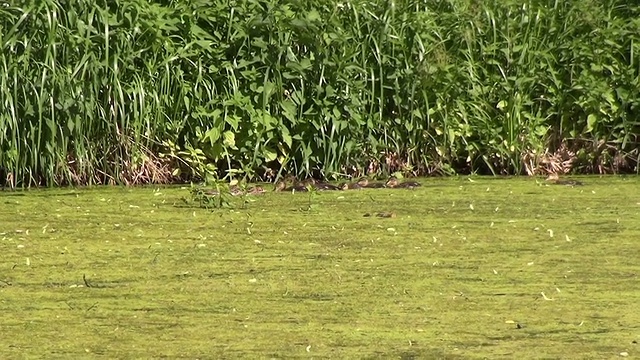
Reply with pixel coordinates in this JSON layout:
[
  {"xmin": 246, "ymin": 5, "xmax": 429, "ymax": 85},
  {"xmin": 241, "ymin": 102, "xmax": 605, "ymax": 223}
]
[{"xmin": 1, "ymin": 176, "xmax": 639, "ymax": 358}]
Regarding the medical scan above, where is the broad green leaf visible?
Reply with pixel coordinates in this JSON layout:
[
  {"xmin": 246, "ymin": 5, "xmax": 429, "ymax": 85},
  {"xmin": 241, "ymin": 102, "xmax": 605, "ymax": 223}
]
[
  {"xmin": 307, "ymin": 10, "xmax": 321, "ymax": 22},
  {"xmin": 280, "ymin": 100, "xmax": 297, "ymax": 123},
  {"xmin": 226, "ymin": 115, "xmax": 241, "ymax": 131},
  {"xmin": 281, "ymin": 127, "xmax": 292, "ymax": 148},
  {"xmin": 223, "ymin": 131, "xmax": 237, "ymax": 149},
  {"xmin": 204, "ymin": 127, "xmax": 221, "ymax": 146},
  {"xmin": 263, "ymin": 148, "xmax": 277, "ymax": 162},
  {"xmin": 299, "ymin": 58, "xmax": 312, "ymax": 70},
  {"xmin": 586, "ymin": 114, "xmax": 597, "ymax": 133},
  {"xmin": 277, "ymin": 143, "xmax": 289, "ymax": 159}
]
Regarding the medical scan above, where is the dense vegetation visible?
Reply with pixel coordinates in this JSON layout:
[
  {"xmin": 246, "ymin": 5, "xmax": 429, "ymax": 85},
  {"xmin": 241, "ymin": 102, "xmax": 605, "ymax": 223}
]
[{"xmin": 1, "ymin": 0, "xmax": 639, "ymax": 187}]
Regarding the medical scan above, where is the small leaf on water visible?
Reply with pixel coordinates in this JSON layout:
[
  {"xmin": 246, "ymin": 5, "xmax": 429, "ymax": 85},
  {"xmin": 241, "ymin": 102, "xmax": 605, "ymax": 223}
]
[{"xmin": 249, "ymin": 278, "xmax": 257, "ymax": 283}]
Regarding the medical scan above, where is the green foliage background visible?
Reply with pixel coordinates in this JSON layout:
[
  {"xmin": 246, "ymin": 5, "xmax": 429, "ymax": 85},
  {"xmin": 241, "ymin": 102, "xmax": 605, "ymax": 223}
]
[{"xmin": 1, "ymin": 0, "xmax": 639, "ymax": 186}]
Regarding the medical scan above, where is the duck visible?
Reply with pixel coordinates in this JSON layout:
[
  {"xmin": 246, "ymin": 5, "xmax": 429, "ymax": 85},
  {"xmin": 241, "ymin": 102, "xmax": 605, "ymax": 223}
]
[
  {"xmin": 385, "ymin": 176, "xmax": 422, "ymax": 189},
  {"xmin": 545, "ymin": 173, "xmax": 583, "ymax": 186}
]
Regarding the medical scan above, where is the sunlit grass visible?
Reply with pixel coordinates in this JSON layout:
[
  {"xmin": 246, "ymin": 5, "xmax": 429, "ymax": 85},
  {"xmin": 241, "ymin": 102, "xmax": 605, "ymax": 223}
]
[{"xmin": 1, "ymin": 176, "xmax": 639, "ymax": 357}]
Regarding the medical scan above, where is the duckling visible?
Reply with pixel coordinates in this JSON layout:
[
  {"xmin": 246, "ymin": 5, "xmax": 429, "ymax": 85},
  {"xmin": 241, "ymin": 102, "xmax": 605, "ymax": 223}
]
[
  {"xmin": 358, "ymin": 177, "xmax": 385, "ymax": 188},
  {"xmin": 385, "ymin": 177, "xmax": 399, "ymax": 188},
  {"xmin": 247, "ymin": 185, "xmax": 266, "ymax": 195},
  {"xmin": 203, "ymin": 189, "xmax": 220, "ymax": 196},
  {"xmin": 398, "ymin": 181, "xmax": 421, "ymax": 189},
  {"xmin": 317, "ymin": 183, "xmax": 340, "ymax": 191},
  {"xmin": 203, "ymin": 185, "xmax": 243, "ymax": 196},
  {"xmin": 300, "ymin": 178, "xmax": 342, "ymax": 191},
  {"xmin": 274, "ymin": 178, "xmax": 309, "ymax": 192},
  {"xmin": 229, "ymin": 185, "xmax": 245, "ymax": 196},
  {"xmin": 273, "ymin": 180, "xmax": 288, "ymax": 192},
  {"xmin": 273, "ymin": 181, "xmax": 300, "ymax": 192},
  {"xmin": 314, "ymin": 180, "xmax": 342, "ymax": 191},
  {"xmin": 340, "ymin": 181, "xmax": 363, "ymax": 190},
  {"xmin": 386, "ymin": 176, "xmax": 421, "ymax": 189},
  {"xmin": 291, "ymin": 178, "xmax": 312, "ymax": 192},
  {"xmin": 545, "ymin": 173, "xmax": 583, "ymax": 186}
]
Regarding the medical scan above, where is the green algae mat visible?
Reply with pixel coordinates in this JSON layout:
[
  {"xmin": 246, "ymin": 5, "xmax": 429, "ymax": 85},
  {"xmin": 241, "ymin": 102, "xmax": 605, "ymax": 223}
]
[{"xmin": 1, "ymin": 176, "xmax": 639, "ymax": 359}]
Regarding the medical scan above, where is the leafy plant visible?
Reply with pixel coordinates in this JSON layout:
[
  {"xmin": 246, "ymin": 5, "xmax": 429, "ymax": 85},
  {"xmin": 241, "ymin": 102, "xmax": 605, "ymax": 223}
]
[{"xmin": 1, "ymin": 0, "xmax": 639, "ymax": 188}]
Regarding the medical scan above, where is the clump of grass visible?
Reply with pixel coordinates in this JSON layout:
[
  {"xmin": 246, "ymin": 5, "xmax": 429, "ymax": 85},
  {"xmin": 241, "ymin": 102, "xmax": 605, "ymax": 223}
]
[{"xmin": 186, "ymin": 185, "xmax": 232, "ymax": 210}]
